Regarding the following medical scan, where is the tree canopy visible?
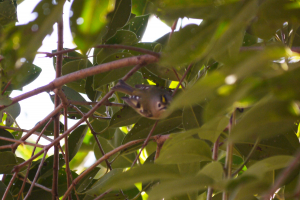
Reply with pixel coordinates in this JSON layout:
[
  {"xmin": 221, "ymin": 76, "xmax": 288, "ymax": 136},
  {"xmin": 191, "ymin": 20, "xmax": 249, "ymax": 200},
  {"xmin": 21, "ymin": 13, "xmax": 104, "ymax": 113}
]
[{"xmin": 1, "ymin": 0, "xmax": 300, "ymax": 200}]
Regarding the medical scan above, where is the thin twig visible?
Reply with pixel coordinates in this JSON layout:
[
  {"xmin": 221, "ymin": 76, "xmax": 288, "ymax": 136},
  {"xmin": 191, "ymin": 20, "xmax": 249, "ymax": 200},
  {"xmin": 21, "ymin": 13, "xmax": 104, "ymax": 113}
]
[
  {"xmin": 16, "ymin": 176, "xmax": 52, "ymax": 193},
  {"xmin": 222, "ymin": 111, "xmax": 236, "ymax": 200},
  {"xmin": 0, "ymin": 136, "xmax": 44, "ymax": 148},
  {"xmin": 11, "ymin": 104, "xmax": 64, "ymax": 151},
  {"xmin": 24, "ymin": 151, "xmax": 48, "ymax": 200},
  {"xmin": 131, "ymin": 121, "xmax": 159, "ymax": 168},
  {"xmin": 172, "ymin": 64, "xmax": 193, "ymax": 97},
  {"xmin": 70, "ymin": 104, "xmax": 112, "ymax": 170},
  {"xmin": 262, "ymin": 149, "xmax": 300, "ymax": 200},
  {"xmin": 94, "ymin": 189, "xmax": 113, "ymax": 200},
  {"xmin": 154, "ymin": 134, "xmax": 169, "ymax": 159},
  {"xmin": 2, "ymin": 172, "xmax": 17, "ymax": 200},
  {"xmin": 172, "ymin": 68, "xmax": 185, "ymax": 89},
  {"xmin": 52, "ymin": 17, "xmax": 64, "ymax": 200},
  {"xmin": 1, "ymin": 79, "xmax": 12, "ymax": 95},
  {"xmin": 70, "ymin": 100, "xmax": 124, "ymax": 107},
  {"xmin": 206, "ymin": 137, "xmax": 220, "ymax": 200},
  {"xmin": 231, "ymin": 139, "xmax": 260, "ymax": 177}
]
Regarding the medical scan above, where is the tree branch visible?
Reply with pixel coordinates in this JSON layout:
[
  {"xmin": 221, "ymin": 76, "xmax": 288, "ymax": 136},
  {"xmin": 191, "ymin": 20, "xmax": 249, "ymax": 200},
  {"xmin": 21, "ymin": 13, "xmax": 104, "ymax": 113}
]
[{"xmin": 0, "ymin": 54, "xmax": 158, "ymax": 111}]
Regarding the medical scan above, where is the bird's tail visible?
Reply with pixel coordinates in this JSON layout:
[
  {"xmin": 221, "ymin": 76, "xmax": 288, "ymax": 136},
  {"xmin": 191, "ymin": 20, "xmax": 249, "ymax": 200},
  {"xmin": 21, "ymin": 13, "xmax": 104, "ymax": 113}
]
[{"xmin": 112, "ymin": 80, "xmax": 134, "ymax": 95}]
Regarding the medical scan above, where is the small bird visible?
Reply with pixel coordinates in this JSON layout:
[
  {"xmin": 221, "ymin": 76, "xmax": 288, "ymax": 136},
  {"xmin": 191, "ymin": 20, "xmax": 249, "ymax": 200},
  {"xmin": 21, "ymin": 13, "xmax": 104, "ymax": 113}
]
[{"xmin": 112, "ymin": 80, "xmax": 172, "ymax": 119}]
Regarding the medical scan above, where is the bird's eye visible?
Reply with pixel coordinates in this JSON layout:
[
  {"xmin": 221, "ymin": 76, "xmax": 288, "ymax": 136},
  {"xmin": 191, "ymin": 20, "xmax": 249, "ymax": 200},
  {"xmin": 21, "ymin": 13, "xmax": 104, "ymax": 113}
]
[{"xmin": 157, "ymin": 102, "xmax": 161, "ymax": 108}]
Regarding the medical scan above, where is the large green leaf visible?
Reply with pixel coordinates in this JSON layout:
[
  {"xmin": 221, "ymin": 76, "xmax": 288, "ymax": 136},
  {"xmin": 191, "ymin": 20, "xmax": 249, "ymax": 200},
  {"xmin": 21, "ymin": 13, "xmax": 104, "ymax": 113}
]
[
  {"xmin": 122, "ymin": 110, "xmax": 182, "ymax": 144},
  {"xmin": 94, "ymin": 129, "xmax": 136, "ymax": 168},
  {"xmin": 70, "ymin": 0, "xmax": 110, "ymax": 52},
  {"xmin": 68, "ymin": 125, "xmax": 88, "ymax": 161},
  {"xmin": 229, "ymin": 96, "xmax": 300, "ymax": 142},
  {"xmin": 148, "ymin": 174, "xmax": 214, "ymax": 200},
  {"xmin": 96, "ymin": 30, "xmax": 138, "ymax": 64},
  {"xmin": 0, "ymin": 129, "xmax": 14, "ymax": 150},
  {"xmin": 0, "ymin": 181, "xmax": 13, "ymax": 200},
  {"xmin": 103, "ymin": 0, "xmax": 132, "ymax": 41},
  {"xmin": 108, "ymin": 106, "xmax": 141, "ymax": 128},
  {"xmin": 182, "ymin": 104, "xmax": 204, "ymax": 130},
  {"xmin": 0, "ymin": 0, "xmax": 17, "ymax": 26},
  {"xmin": 155, "ymin": 138, "xmax": 212, "ymax": 164},
  {"xmin": 0, "ymin": 151, "xmax": 17, "ymax": 174},
  {"xmin": 76, "ymin": 167, "xmax": 100, "ymax": 193},
  {"xmin": 94, "ymin": 52, "xmax": 134, "ymax": 89},
  {"xmin": 126, "ymin": 14, "xmax": 150, "ymax": 40},
  {"xmin": 1, "ymin": 0, "xmax": 64, "ymax": 65}
]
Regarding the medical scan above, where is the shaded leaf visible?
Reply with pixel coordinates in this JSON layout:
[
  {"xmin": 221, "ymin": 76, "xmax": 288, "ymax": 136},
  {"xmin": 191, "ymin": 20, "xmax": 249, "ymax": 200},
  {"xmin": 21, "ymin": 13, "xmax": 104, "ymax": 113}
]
[
  {"xmin": 68, "ymin": 125, "xmax": 88, "ymax": 161},
  {"xmin": 155, "ymin": 138, "xmax": 212, "ymax": 164},
  {"xmin": 108, "ymin": 106, "xmax": 141, "ymax": 128},
  {"xmin": 0, "ymin": 151, "xmax": 17, "ymax": 174}
]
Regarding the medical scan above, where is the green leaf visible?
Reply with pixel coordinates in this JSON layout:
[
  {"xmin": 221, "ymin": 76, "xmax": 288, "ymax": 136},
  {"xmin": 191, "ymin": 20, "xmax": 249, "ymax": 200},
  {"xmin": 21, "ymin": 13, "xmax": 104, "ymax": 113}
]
[
  {"xmin": 62, "ymin": 59, "xmax": 91, "ymax": 93},
  {"xmin": 104, "ymin": 0, "xmax": 132, "ymax": 41},
  {"xmin": 0, "ymin": 129, "xmax": 14, "ymax": 150},
  {"xmin": 148, "ymin": 174, "xmax": 214, "ymax": 200},
  {"xmin": 0, "ymin": 151, "xmax": 17, "ymax": 174},
  {"xmin": 76, "ymin": 167, "xmax": 100, "ymax": 192},
  {"xmin": 1, "ymin": 0, "xmax": 64, "ymax": 64},
  {"xmin": 0, "ymin": 0, "xmax": 17, "ymax": 26},
  {"xmin": 9, "ymin": 61, "xmax": 42, "ymax": 90},
  {"xmin": 229, "ymin": 96, "xmax": 300, "ymax": 142},
  {"xmin": 155, "ymin": 138, "xmax": 212, "ymax": 164},
  {"xmin": 94, "ymin": 129, "xmax": 136, "ymax": 168},
  {"xmin": 170, "ymin": 115, "xmax": 229, "ymax": 143},
  {"xmin": 198, "ymin": 161, "xmax": 223, "ymax": 181},
  {"xmin": 88, "ymin": 164, "xmax": 181, "ymax": 192},
  {"xmin": 68, "ymin": 125, "xmax": 88, "ymax": 161},
  {"xmin": 122, "ymin": 110, "xmax": 182, "ymax": 144},
  {"xmin": 243, "ymin": 155, "xmax": 293, "ymax": 178},
  {"xmin": 183, "ymin": 104, "xmax": 204, "ymax": 130},
  {"xmin": 0, "ymin": 181, "xmax": 13, "ymax": 200},
  {"xmin": 132, "ymin": 0, "xmax": 150, "ymax": 16},
  {"xmin": 52, "ymin": 48, "xmax": 86, "ymax": 69},
  {"xmin": 0, "ymin": 101, "xmax": 20, "ymax": 127},
  {"xmin": 108, "ymin": 106, "xmax": 141, "ymax": 128},
  {"xmin": 94, "ymin": 52, "xmax": 134, "ymax": 89},
  {"xmin": 35, "ymin": 154, "xmax": 65, "ymax": 180},
  {"xmin": 140, "ymin": 67, "xmax": 166, "ymax": 87},
  {"xmin": 127, "ymin": 14, "xmax": 150, "ymax": 40},
  {"xmin": 160, "ymin": 23, "xmax": 219, "ymax": 66},
  {"xmin": 86, "ymin": 168, "xmax": 124, "ymax": 196},
  {"xmin": 96, "ymin": 30, "xmax": 138, "ymax": 64},
  {"xmin": 36, "ymin": 120, "xmax": 64, "ymax": 136},
  {"xmin": 164, "ymin": 72, "xmax": 225, "ymax": 116},
  {"xmin": 70, "ymin": 0, "xmax": 110, "ymax": 52},
  {"xmin": 235, "ymin": 130, "xmax": 299, "ymax": 161}
]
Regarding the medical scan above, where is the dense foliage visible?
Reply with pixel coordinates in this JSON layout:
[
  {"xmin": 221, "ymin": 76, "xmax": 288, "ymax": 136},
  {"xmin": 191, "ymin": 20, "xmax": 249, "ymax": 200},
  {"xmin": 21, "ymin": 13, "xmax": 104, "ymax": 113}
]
[{"xmin": 1, "ymin": 0, "xmax": 300, "ymax": 199}]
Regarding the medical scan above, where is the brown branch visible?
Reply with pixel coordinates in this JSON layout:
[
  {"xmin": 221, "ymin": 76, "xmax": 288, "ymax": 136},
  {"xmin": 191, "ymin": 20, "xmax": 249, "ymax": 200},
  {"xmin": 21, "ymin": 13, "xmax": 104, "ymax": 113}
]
[
  {"xmin": 94, "ymin": 44, "xmax": 161, "ymax": 57},
  {"xmin": 16, "ymin": 176, "xmax": 52, "ymax": 193},
  {"xmin": 45, "ymin": 44, "xmax": 160, "ymax": 58},
  {"xmin": 94, "ymin": 189, "xmax": 113, "ymax": 200},
  {"xmin": 172, "ymin": 68, "xmax": 185, "ymax": 89},
  {"xmin": 61, "ymin": 138, "xmax": 149, "ymax": 200},
  {"xmin": 2, "ymin": 171, "xmax": 18, "ymax": 200},
  {"xmin": 52, "ymin": 18, "xmax": 64, "ymax": 200},
  {"xmin": 207, "ymin": 137, "xmax": 220, "ymax": 200},
  {"xmin": 172, "ymin": 63, "xmax": 192, "ymax": 97},
  {"xmin": 24, "ymin": 151, "xmax": 48, "ymax": 200},
  {"xmin": 1, "ymin": 79, "xmax": 12, "ymax": 95},
  {"xmin": 231, "ymin": 139, "xmax": 260, "ymax": 177},
  {"xmin": 70, "ymin": 100, "xmax": 124, "ymax": 107},
  {"xmin": 0, "ymin": 136, "xmax": 44, "ymax": 148},
  {"xmin": 154, "ymin": 134, "xmax": 169, "ymax": 159},
  {"xmin": 0, "ymin": 54, "xmax": 158, "ymax": 111},
  {"xmin": 131, "ymin": 120, "xmax": 159, "ymax": 168},
  {"xmin": 70, "ymin": 104, "xmax": 112, "ymax": 170},
  {"xmin": 169, "ymin": 19, "xmax": 178, "ymax": 42}
]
